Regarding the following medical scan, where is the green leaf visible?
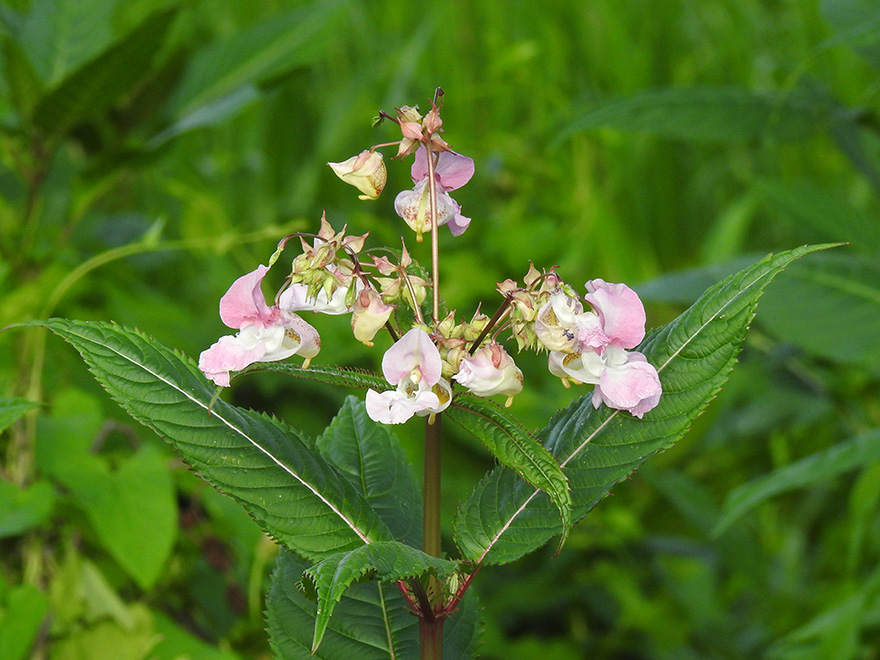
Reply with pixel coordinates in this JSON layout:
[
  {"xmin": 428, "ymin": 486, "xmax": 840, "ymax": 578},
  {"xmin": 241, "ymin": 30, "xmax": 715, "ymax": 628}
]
[
  {"xmin": 0, "ymin": 480, "xmax": 55, "ymax": 539},
  {"xmin": 18, "ymin": 0, "xmax": 116, "ymax": 86},
  {"xmin": 156, "ymin": 0, "xmax": 347, "ymax": 144},
  {"xmin": 0, "ymin": 584, "xmax": 49, "ymax": 660},
  {"xmin": 67, "ymin": 445, "xmax": 177, "ymax": 590},
  {"xmin": 317, "ymin": 397, "xmax": 422, "ymax": 546},
  {"xmin": 757, "ymin": 179, "xmax": 880, "ymax": 252},
  {"xmin": 821, "ymin": 0, "xmax": 880, "ymax": 67},
  {"xmin": 757, "ymin": 252, "xmax": 880, "ymax": 369},
  {"xmin": 713, "ymin": 429, "xmax": 880, "ymax": 535},
  {"xmin": 446, "ymin": 396, "xmax": 572, "ymax": 551},
  {"xmin": 558, "ymin": 87, "xmax": 836, "ymax": 143},
  {"xmin": 301, "ymin": 542, "xmax": 458, "ymax": 653},
  {"xmin": 32, "ymin": 388, "xmax": 176, "ymax": 589},
  {"xmin": 266, "ymin": 551, "xmax": 480, "ymax": 660},
  {"xmin": 0, "ymin": 396, "xmax": 40, "ymax": 433},
  {"xmin": 25, "ymin": 319, "xmax": 393, "ymax": 562},
  {"xmin": 31, "ymin": 7, "xmax": 178, "ymax": 143},
  {"xmin": 453, "ymin": 244, "xmax": 836, "ymax": 565},
  {"xmin": 1, "ymin": 36, "xmax": 44, "ymax": 120}
]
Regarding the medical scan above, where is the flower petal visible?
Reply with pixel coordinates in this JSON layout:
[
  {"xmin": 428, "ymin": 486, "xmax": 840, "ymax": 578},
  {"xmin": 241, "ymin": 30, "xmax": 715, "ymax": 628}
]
[
  {"xmin": 198, "ymin": 334, "xmax": 268, "ymax": 387},
  {"xmin": 381, "ymin": 328, "xmax": 442, "ymax": 386},
  {"xmin": 595, "ymin": 351, "xmax": 662, "ymax": 418},
  {"xmin": 219, "ymin": 265, "xmax": 272, "ymax": 329},
  {"xmin": 411, "ymin": 146, "xmax": 475, "ymax": 190},
  {"xmin": 584, "ymin": 279, "xmax": 646, "ymax": 349},
  {"xmin": 365, "ymin": 388, "xmax": 439, "ymax": 424}
]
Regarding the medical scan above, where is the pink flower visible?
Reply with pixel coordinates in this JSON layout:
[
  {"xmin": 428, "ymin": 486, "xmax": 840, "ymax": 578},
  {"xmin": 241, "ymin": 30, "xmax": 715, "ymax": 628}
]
[
  {"xmin": 394, "ymin": 146, "xmax": 474, "ymax": 239},
  {"xmin": 549, "ymin": 346, "xmax": 661, "ymax": 419},
  {"xmin": 542, "ymin": 279, "xmax": 661, "ymax": 417},
  {"xmin": 199, "ymin": 266, "xmax": 320, "ymax": 387},
  {"xmin": 365, "ymin": 329, "xmax": 452, "ymax": 424},
  {"xmin": 453, "ymin": 342, "xmax": 523, "ymax": 406}
]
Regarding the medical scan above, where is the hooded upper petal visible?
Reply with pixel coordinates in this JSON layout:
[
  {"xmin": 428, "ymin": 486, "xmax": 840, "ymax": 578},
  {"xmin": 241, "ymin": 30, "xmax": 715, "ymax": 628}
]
[
  {"xmin": 381, "ymin": 328, "xmax": 442, "ymax": 386},
  {"xmin": 584, "ymin": 279, "xmax": 646, "ymax": 349},
  {"xmin": 411, "ymin": 147, "xmax": 474, "ymax": 190},
  {"xmin": 219, "ymin": 265, "xmax": 273, "ymax": 329}
]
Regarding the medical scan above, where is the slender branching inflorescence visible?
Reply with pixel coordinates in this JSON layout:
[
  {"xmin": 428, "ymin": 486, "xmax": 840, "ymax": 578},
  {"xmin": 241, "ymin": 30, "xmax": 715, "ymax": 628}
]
[
  {"xmin": 200, "ymin": 91, "xmax": 661, "ymax": 421},
  {"xmin": 196, "ymin": 91, "xmax": 663, "ymax": 658}
]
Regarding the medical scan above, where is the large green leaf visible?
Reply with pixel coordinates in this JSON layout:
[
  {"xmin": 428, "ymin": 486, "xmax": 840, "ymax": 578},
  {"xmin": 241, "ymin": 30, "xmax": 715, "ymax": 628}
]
[
  {"xmin": 34, "ymin": 389, "xmax": 175, "ymax": 588},
  {"xmin": 266, "ymin": 551, "xmax": 480, "ymax": 660},
  {"xmin": 153, "ymin": 0, "xmax": 347, "ymax": 145},
  {"xmin": 446, "ymin": 396, "xmax": 572, "ymax": 551},
  {"xmin": 301, "ymin": 542, "xmax": 458, "ymax": 653},
  {"xmin": 18, "ymin": 0, "xmax": 116, "ymax": 86},
  {"xmin": 317, "ymin": 397, "xmax": 422, "ymax": 546},
  {"xmin": 31, "ymin": 7, "xmax": 178, "ymax": 142},
  {"xmin": 453, "ymin": 244, "xmax": 834, "ymax": 565},
  {"xmin": 757, "ymin": 179, "xmax": 880, "ymax": 252},
  {"xmin": 25, "ymin": 319, "xmax": 392, "ymax": 562},
  {"xmin": 757, "ymin": 253, "xmax": 880, "ymax": 369},
  {"xmin": 713, "ymin": 429, "xmax": 880, "ymax": 535},
  {"xmin": 558, "ymin": 87, "xmax": 837, "ymax": 143}
]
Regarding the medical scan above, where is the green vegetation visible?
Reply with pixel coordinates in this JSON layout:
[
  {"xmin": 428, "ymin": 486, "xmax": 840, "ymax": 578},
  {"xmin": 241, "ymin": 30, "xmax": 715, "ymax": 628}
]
[{"xmin": 2, "ymin": 0, "xmax": 880, "ymax": 658}]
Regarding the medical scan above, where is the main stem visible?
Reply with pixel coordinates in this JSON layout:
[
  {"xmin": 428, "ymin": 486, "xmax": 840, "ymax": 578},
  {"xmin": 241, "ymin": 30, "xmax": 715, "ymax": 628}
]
[
  {"xmin": 421, "ymin": 415, "xmax": 444, "ymax": 659},
  {"xmin": 422, "ymin": 126, "xmax": 444, "ymax": 658}
]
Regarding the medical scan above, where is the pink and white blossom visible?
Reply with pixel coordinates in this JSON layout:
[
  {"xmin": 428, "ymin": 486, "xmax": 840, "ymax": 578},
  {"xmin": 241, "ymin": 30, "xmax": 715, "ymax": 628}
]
[
  {"xmin": 453, "ymin": 342, "xmax": 523, "ymax": 406},
  {"xmin": 199, "ymin": 266, "xmax": 320, "ymax": 387},
  {"xmin": 394, "ymin": 146, "xmax": 474, "ymax": 238},
  {"xmin": 279, "ymin": 281, "xmax": 357, "ymax": 316},
  {"xmin": 549, "ymin": 346, "xmax": 661, "ymax": 419},
  {"xmin": 542, "ymin": 279, "xmax": 661, "ymax": 417},
  {"xmin": 365, "ymin": 328, "xmax": 452, "ymax": 424}
]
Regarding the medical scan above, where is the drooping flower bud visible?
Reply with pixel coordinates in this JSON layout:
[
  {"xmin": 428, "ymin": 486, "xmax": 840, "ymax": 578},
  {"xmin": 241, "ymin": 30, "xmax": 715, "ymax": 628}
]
[
  {"xmin": 454, "ymin": 342, "xmax": 524, "ymax": 406},
  {"xmin": 328, "ymin": 150, "xmax": 387, "ymax": 200},
  {"xmin": 351, "ymin": 288, "xmax": 395, "ymax": 346}
]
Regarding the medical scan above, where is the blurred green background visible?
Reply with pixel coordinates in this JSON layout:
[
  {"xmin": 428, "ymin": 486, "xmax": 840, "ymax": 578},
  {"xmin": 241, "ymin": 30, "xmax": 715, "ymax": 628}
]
[{"xmin": 2, "ymin": 0, "xmax": 880, "ymax": 658}]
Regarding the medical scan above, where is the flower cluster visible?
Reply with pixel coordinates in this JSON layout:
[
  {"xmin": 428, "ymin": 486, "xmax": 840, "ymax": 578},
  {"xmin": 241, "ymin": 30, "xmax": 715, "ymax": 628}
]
[
  {"xmin": 199, "ymin": 92, "xmax": 661, "ymax": 425},
  {"xmin": 500, "ymin": 268, "xmax": 662, "ymax": 418}
]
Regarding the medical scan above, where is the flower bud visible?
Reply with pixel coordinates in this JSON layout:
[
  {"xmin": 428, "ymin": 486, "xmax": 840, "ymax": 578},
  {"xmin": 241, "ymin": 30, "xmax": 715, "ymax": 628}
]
[
  {"xmin": 454, "ymin": 342, "xmax": 524, "ymax": 406},
  {"xmin": 351, "ymin": 288, "xmax": 395, "ymax": 346},
  {"xmin": 328, "ymin": 150, "xmax": 387, "ymax": 200}
]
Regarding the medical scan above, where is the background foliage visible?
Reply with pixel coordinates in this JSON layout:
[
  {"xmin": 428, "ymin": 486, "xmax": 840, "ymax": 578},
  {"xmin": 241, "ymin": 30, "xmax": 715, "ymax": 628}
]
[{"xmin": 2, "ymin": 0, "xmax": 880, "ymax": 658}]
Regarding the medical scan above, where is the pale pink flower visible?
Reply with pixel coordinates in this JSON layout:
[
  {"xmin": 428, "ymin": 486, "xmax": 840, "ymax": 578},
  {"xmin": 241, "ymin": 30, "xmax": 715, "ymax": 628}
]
[
  {"xmin": 365, "ymin": 329, "xmax": 452, "ymax": 424},
  {"xmin": 534, "ymin": 291, "xmax": 585, "ymax": 353},
  {"xmin": 548, "ymin": 346, "xmax": 661, "ymax": 418},
  {"xmin": 542, "ymin": 279, "xmax": 661, "ymax": 416},
  {"xmin": 199, "ymin": 266, "xmax": 320, "ymax": 387},
  {"xmin": 394, "ymin": 146, "xmax": 474, "ymax": 238},
  {"xmin": 454, "ymin": 342, "xmax": 523, "ymax": 406}
]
